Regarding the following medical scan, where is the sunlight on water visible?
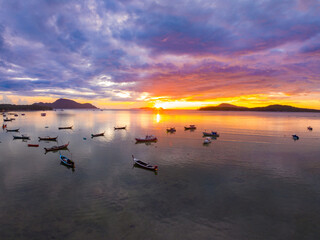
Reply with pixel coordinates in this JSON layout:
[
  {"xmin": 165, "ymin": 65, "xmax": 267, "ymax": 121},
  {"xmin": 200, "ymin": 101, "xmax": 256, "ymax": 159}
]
[{"xmin": 0, "ymin": 110, "xmax": 320, "ymax": 239}]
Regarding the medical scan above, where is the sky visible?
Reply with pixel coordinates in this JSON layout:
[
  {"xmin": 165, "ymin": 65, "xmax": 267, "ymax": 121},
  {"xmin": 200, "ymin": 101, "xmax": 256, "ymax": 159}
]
[{"xmin": 0, "ymin": 0, "xmax": 319, "ymax": 109}]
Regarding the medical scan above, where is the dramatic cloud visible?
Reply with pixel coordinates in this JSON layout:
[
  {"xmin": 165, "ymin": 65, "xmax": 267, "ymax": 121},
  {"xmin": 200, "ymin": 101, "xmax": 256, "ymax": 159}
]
[{"xmin": 0, "ymin": 0, "xmax": 319, "ymax": 107}]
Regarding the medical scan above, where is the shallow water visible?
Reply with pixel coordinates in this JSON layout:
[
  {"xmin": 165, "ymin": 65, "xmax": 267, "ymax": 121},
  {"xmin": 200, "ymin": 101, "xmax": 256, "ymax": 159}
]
[{"xmin": 1, "ymin": 110, "xmax": 320, "ymax": 240}]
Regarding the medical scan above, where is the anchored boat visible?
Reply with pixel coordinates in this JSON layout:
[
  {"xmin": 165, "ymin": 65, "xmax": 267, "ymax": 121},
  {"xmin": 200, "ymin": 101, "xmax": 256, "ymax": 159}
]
[
  {"xmin": 135, "ymin": 135, "xmax": 157, "ymax": 142},
  {"xmin": 44, "ymin": 142, "xmax": 69, "ymax": 152},
  {"xmin": 132, "ymin": 155, "xmax": 158, "ymax": 171},
  {"xmin": 60, "ymin": 154, "xmax": 75, "ymax": 168}
]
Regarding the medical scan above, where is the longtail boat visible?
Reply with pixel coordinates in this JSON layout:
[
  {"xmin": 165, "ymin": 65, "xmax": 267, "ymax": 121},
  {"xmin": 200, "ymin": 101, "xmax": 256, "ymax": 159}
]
[
  {"xmin": 132, "ymin": 155, "xmax": 158, "ymax": 171},
  {"xmin": 114, "ymin": 126, "xmax": 126, "ymax": 130},
  {"xmin": 4, "ymin": 118, "xmax": 13, "ymax": 122},
  {"xmin": 13, "ymin": 135, "xmax": 30, "ymax": 140},
  {"xmin": 60, "ymin": 154, "xmax": 75, "ymax": 168},
  {"xmin": 166, "ymin": 127, "xmax": 176, "ymax": 133},
  {"xmin": 6, "ymin": 128, "xmax": 19, "ymax": 132},
  {"xmin": 135, "ymin": 135, "xmax": 157, "ymax": 142},
  {"xmin": 91, "ymin": 132, "xmax": 105, "ymax": 137},
  {"xmin": 44, "ymin": 142, "xmax": 69, "ymax": 152},
  {"xmin": 184, "ymin": 125, "xmax": 196, "ymax": 130},
  {"xmin": 58, "ymin": 126, "xmax": 73, "ymax": 130},
  {"xmin": 203, "ymin": 131, "xmax": 219, "ymax": 137},
  {"xmin": 38, "ymin": 136, "xmax": 58, "ymax": 141},
  {"xmin": 28, "ymin": 144, "xmax": 39, "ymax": 147}
]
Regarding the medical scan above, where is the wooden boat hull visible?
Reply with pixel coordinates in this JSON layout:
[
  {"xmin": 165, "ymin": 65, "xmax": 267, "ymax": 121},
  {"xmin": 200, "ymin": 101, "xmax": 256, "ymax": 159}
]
[
  {"xmin": 132, "ymin": 155, "xmax": 157, "ymax": 171},
  {"xmin": 38, "ymin": 137, "xmax": 58, "ymax": 141},
  {"xmin": 45, "ymin": 142, "xmax": 69, "ymax": 151},
  {"xmin": 91, "ymin": 132, "xmax": 105, "ymax": 137},
  {"xmin": 6, "ymin": 129, "xmax": 19, "ymax": 132},
  {"xmin": 114, "ymin": 126, "xmax": 126, "ymax": 130},
  {"xmin": 60, "ymin": 155, "xmax": 75, "ymax": 168},
  {"xmin": 184, "ymin": 126, "xmax": 196, "ymax": 130},
  {"xmin": 13, "ymin": 136, "xmax": 30, "ymax": 140},
  {"xmin": 135, "ymin": 138, "xmax": 157, "ymax": 142},
  {"xmin": 28, "ymin": 144, "xmax": 39, "ymax": 147},
  {"xmin": 203, "ymin": 132, "xmax": 219, "ymax": 137},
  {"xmin": 58, "ymin": 126, "xmax": 72, "ymax": 130}
]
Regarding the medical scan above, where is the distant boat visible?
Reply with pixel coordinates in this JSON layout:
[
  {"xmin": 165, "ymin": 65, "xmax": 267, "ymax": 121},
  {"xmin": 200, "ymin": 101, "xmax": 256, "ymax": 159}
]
[
  {"xmin": 44, "ymin": 142, "xmax": 69, "ymax": 152},
  {"xmin": 38, "ymin": 136, "xmax": 58, "ymax": 141},
  {"xmin": 166, "ymin": 127, "xmax": 176, "ymax": 133},
  {"xmin": 13, "ymin": 135, "xmax": 30, "ymax": 140},
  {"xmin": 307, "ymin": 126, "xmax": 313, "ymax": 131},
  {"xmin": 58, "ymin": 126, "xmax": 73, "ymax": 130},
  {"xmin": 114, "ymin": 126, "xmax": 126, "ymax": 130},
  {"xmin": 3, "ymin": 118, "xmax": 13, "ymax": 122},
  {"xmin": 6, "ymin": 128, "xmax": 19, "ymax": 132},
  {"xmin": 184, "ymin": 125, "xmax": 196, "ymax": 130},
  {"xmin": 60, "ymin": 154, "xmax": 75, "ymax": 168},
  {"xmin": 2, "ymin": 124, "xmax": 7, "ymax": 129},
  {"xmin": 292, "ymin": 135, "xmax": 299, "ymax": 140},
  {"xmin": 203, "ymin": 131, "xmax": 219, "ymax": 137},
  {"xmin": 14, "ymin": 114, "xmax": 18, "ymax": 117},
  {"xmin": 91, "ymin": 132, "xmax": 105, "ymax": 137},
  {"xmin": 21, "ymin": 113, "xmax": 25, "ymax": 116},
  {"xmin": 203, "ymin": 137, "xmax": 212, "ymax": 144},
  {"xmin": 132, "ymin": 155, "xmax": 158, "ymax": 171},
  {"xmin": 41, "ymin": 113, "xmax": 46, "ymax": 117},
  {"xmin": 28, "ymin": 144, "xmax": 39, "ymax": 147},
  {"xmin": 135, "ymin": 135, "xmax": 157, "ymax": 142}
]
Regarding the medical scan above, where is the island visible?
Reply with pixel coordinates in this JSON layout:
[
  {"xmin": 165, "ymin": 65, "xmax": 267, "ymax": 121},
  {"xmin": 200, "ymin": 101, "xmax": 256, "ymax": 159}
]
[
  {"xmin": 199, "ymin": 103, "xmax": 320, "ymax": 112},
  {"xmin": 33, "ymin": 98, "xmax": 98, "ymax": 109}
]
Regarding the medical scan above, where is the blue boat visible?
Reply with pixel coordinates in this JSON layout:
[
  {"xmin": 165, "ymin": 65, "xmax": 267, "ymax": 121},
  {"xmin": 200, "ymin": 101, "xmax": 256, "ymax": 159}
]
[
  {"xmin": 60, "ymin": 155, "xmax": 75, "ymax": 168},
  {"xmin": 292, "ymin": 134, "xmax": 299, "ymax": 140},
  {"xmin": 203, "ymin": 131, "xmax": 219, "ymax": 137}
]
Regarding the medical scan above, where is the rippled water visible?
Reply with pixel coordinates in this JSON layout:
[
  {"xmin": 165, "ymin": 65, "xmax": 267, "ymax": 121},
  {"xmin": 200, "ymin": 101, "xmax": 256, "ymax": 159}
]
[{"xmin": 1, "ymin": 110, "xmax": 320, "ymax": 239}]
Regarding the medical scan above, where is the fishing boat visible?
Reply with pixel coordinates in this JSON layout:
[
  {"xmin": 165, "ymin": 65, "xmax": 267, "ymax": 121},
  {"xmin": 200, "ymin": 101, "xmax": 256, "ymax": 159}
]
[
  {"xmin": 166, "ymin": 127, "xmax": 176, "ymax": 133},
  {"xmin": 91, "ymin": 132, "xmax": 105, "ymax": 137},
  {"xmin": 38, "ymin": 136, "xmax": 58, "ymax": 141},
  {"xmin": 13, "ymin": 135, "xmax": 30, "ymax": 140},
  {"xmin": 135, "ymin": 135, "xmax": 157, "ymax": 142},
  {"xmin": 132, "ymin": 155, "xmax": 158, "ymax": 171},
  {"xmin": 60, "ymin": 154, "xmax": 75, "ymax": 168},
  {"xmin": 307, "ymin": 126, "xmax": 313, "ymax": 131},
  {"xmin": 292, "ymin": 135, "xmax": 299, "ymax": 140},
  {"xmin": 21, "ymin": 113, "xmax": 25, "ymax": 116},
  {"xmin": 203, "ymin": 137, "xmax": 212, "ymax": 144},
  {"xmin": 3, "ymin": 118, "xmax": 13, "ymax": 122},
  {"xmin": 58, "ymin": 126, "xmax": 73, "ymax": 130},
  {"xmin": 44, "ymin": 142, "xmax": 69, "ymax": 152},
  {"xmin": 14, "ymin": 114, "xmax": 18, "ymax": 117},
  {"xmin": 203, "ymin": 131, "xmax": 219, "ymax": 137},
  {"xmin": 6, "ymin": 128, "xmax": 19, "ymax": 132},
  {"xmin": 28, "ymin": 144, "xmax": 39, "ymax": 147},
  {"xmin": 184, "ymin": 125, "xmax": 196, "ymax": 130},
  {"xmin": 114, "ymin": 126, "xmax": 126, "ymax": 130},
  {"xmin": 41, "ymin": 113, "xmax": 46, "ymax": 117}
]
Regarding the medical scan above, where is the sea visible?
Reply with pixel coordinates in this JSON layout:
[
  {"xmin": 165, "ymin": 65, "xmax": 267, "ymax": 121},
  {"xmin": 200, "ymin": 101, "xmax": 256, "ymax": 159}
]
[{"xmin": 0, "ymin": 109, "xmax": 320, "ymax": 240}]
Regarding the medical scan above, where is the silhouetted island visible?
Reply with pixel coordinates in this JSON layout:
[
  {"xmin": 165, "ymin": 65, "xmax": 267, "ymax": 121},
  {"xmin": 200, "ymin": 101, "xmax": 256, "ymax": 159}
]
[
  {"xmin": 34, "ymin": 98, "xmax": 98, "ymax": 109},
  {"xmin": 199, "ymin": 103, "xmax": 320, "ymax": 112},
  {"xmin": 0, "ymin": 104, "xmax": 52, "ymax": 112}
]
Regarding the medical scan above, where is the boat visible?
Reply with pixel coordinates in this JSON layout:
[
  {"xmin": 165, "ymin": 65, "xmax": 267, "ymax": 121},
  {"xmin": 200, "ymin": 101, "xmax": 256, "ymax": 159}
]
[
  {"xmin": 184, "ymin": 125, "xmax": 196, "ymax": 130},
  {"xmin": 3, "ymin": 118, "xmax": 13, "ymax": 122},
  {"xmin": 166, "ymin": 127, "xmax": 176, "ymax": 133},
  {"xmin": 203, "ymin": 137, "xmax": 211, "ymax": 144},
  {"xmin": 114, "ymin": 126, "xmax": 126, "ymax": 130},
  {"xmin": 292, "ymin": 135, "xmax": 299, "ymax": 140},
  {"xmin": 135, "ymin": 135, "xmax": 157, "ymax": 142},
  {"xmin": 307, "ymin": 126, "xmax": 313, "ymax": 131},
  {"xmin": 14, "ymin": 114, "xmax": 18, "ymax": 117},
  {"xmin": 203, "ymin": 131, "xmax": 219, "ymax": 137},
  {"xmin": 2, "ymin": 124, "xmax": 7, "ymax": 129},
  {"xmin": 13, "ymin": 135, "xmax": 30, "ymax": 140},
  {"xmin": 38, "ymin": 136, "xmax": 58, "ymax": 141},
  {"xmin": 41, "ymin": 113, "xmax": 46, "ymax": 117},
  {"xmin": 91, "ymin": 132, "xmax": 105, "ymax": 137},
  {"xmin": 44, "ymin": 142, "xmax": 69, "ymax": 152},
  {"xmin": 21, "ymin": 113, "xmax": 25, "ymax": 116},
  {"xmin": 6, "ymin": 128, "xmax": 20, "ymax": 132},
  {"xmin": 60, "ymin": 154, "xmax": 75, "ymax": 168},
  {"xmin": 28, "ymin": 144, "xmax": 39, "ymax": 147},
  {"xmin": 132, "ymin": 155, "xmax": 158, "ymax": 171},
  {"xmin": 58, "ymin": 126, "xmax": 73, "ymax": 130}
]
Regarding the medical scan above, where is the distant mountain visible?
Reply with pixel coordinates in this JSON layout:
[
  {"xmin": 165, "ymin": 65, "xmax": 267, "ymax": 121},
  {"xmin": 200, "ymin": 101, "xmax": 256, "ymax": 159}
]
[
  {"xmin": 34, "ymin": 98, "xmax": 98, "ymax": 109},
  {"xmin": 0, "ymin": 104, "xmax": 52, "ymax": 111},
  {"xmin": 199, "ymin": 103, "xmax": 320, "ymax": 112}
]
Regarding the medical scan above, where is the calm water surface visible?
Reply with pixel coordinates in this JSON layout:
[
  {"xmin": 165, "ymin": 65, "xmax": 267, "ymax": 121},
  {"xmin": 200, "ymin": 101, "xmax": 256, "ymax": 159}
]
[{"xmin": 1, "ymin": 110, "xmax": 320, "ymax": 240}]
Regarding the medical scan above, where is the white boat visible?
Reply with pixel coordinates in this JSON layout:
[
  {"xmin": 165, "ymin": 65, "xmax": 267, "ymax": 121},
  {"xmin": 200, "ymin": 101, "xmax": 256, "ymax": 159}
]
[
  {"xmin": 132, "ymin": 155, "xmax": 158, "ymax": 171},
  {"xmin": 135, "ymin": 135, "xmax": 157, "ymax": 142},
  {"xmin": 203, "ymin": 137, "xmax": 211, "ymax": 144}
]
